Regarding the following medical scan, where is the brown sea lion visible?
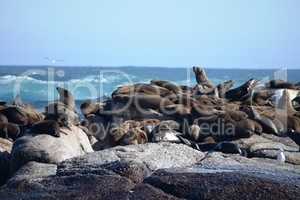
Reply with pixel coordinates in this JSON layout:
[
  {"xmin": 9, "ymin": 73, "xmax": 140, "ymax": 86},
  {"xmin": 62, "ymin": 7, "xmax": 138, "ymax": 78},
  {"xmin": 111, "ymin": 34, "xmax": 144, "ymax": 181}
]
[
  {"xmin": 113, "ymin": 94, "xmax": 174, "ymax": 111},
  {"xmin": 30, "ymin": 120, "xmax": 60, "ymax": 137},
  {"xmin": 192, "ymin": 66, "xmax": 214, "ymax": 89},
  {"xmin": 163, "ymin": 104, "xmax": 191, "ymax": 116},
  {"xmin": 119, "ymin": 127, "xmax": 148, "ymax": 145},
  {"xmin": 56, "ymin": 87, "xmax": 75, "ymax": 110},
  {"xmin": 80, "ymin": 100, "xmax": 105, "ymax": 117},
  {"xmin": 276, "ymin": 89, "xmax": 297, "ymax": 112},
  {"xmin": 135, "ymin": 83, "xmax": 172, "ymax": 97},
  {"xmin": 150, "ymin": 80, "xmax": 181, "ymax": 94},
  {"xmin": 217, "ymin": 80, "xmax": 234, "ymax": 98},
  {"xmin": 0, "ymin": 114, "xmax": 8, "ymax": 123},
  {"xmin": 266, "ymin": 80, "xmax": 298, "ymax": 90},
  {"xmin": 250, "ymin": 107, "xmax": 279, "ymax": 135},
  {"xmin": 45, "ymin": 101, "xmax": 80, "ymax": 127},
  {"xmin": 191, "ymin": 102, "xmax": 224, "ymax": 117},
  {"xmin": 0, "ymin": 106, "xmax": 28, "ymax": 126},
  {"xmin": 0, "ymin": 122, "xmax": 20, "ymax": 141},
  {"xmin": 113, "ymin": 84, "xmax": 172, "ymax": 97},
  {"xmin": 225, "ymin": 79, "xmax": 258, "ymax": 101},
  {"xmin": 251, "ymin": 90, "xmax": 274, "ymax": 106}
]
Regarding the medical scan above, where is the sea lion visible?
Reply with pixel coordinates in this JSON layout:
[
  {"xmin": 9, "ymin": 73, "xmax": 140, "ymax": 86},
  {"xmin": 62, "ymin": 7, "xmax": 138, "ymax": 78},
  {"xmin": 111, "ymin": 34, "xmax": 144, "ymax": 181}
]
[
  {"xmin": 214, "ymin": 142, "xmax": 242, "ymax": 154},
  {"xmin": 192, "ymin": 66, "xmax": 214, "ymax": 90},
  {"xmin": 234, "ymin": 119, "xmax": 262, "ymax": 138},
  {"xmin": 0, "ymin": 122, "xmax": 21, "ymax": 141},
  {"xmin": 250, "ymin": 107, "xmax": 279, "ymax": 135},
  {"xmin": 119, "ymin": 127, "xmax": 148, "ymax": 145},
  {"xmin": 287, "ymin": 130, "xmax": 300, "ymax": 151},
  {"xmin": 135, "ymin": 83, "xmax": 172, "ymax": 97},
  {"xmin": 0, "ymin": 114, "xmax": 8, "ymax": 123},
  {"xmin": 251, "ymin": 90, "xmax": 274, "ymax": 106},
  {"xmin": 113, "ymin": 94, "xmax": 174, "ymax": 111},
  {"xmin": 29, "ymin": 120, "xmax": 61, "ymax": 137},
  {"xmin": 225, "ymin": 79, "xmax": 258, "ymax": 101},
  {"xmin": 266, "ymin": 80, "xmax": 298, "ymax": 90},
  {"xmin": 113, "ymin": 84, "xmax": 172, "ymax": 97},
  {"xmin": 163, "ymin": 104, "xmax": 191, "ymax": 116},
  {"xmin": 56, "ymin": 87, "xmax": 75, "ymax": 110},
  {"xmin": 45, "ymin": 102, "xmax": 80, "ymax": 127},
  {"xmin": 150, "ymin": 80, "xmax": 181, "ymax": 94},
  {"xmin": 217, "ymin": 80, "xmax": 235, "ymax": 98},
  {"xmin": 0, "ymin": 106, "xmax": 28, "ymax": 126},
  {"xmin": 80, "ymin": 100, "xmax": 105, "ymax": 117},
  {"xmin": 292, "ymin": 96, "xmax": 300, "ymax": 111},
  {"xmin": 191, "ymin": 102, "xmax": 224, "ymax": 117},
  {"xmin": 276, "ymin": 89, "xmax": 298, "ymax": 112}
]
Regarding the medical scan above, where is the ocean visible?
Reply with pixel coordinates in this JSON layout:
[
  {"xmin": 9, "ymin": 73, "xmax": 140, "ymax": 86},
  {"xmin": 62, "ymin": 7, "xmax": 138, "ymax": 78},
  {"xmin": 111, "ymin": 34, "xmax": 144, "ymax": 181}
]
[{"xmin": 0, "ymin": 66, "xmax": 299, "ymax": 111}]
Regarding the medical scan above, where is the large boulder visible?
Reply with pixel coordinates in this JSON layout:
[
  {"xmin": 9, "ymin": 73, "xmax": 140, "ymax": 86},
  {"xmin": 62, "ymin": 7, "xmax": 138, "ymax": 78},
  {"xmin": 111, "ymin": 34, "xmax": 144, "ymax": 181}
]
[
  {"xmin": 0, "ymin": 138, "xmax": 13, "ymax": 185},
  {"xmin": 59, "ymin": 142, "xmax": 205, "ymax": 172},
  {"xmin": 1, "ymin": 143, "xmax": 300, "ymax": 200},
  {"xmin": 232, "ymin": 134, "xmax": 300, "ymax": 165},
  {"xmin": 10, "ymin": 126, "xmax": 93, "ymax": 173}
]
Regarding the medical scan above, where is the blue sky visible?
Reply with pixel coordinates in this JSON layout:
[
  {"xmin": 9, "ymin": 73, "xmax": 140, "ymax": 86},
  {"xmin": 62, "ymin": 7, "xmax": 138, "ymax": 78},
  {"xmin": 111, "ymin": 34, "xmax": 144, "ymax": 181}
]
[{"xmin": 0, "ymin": 0, "xmax": 299, "ymax": 68}]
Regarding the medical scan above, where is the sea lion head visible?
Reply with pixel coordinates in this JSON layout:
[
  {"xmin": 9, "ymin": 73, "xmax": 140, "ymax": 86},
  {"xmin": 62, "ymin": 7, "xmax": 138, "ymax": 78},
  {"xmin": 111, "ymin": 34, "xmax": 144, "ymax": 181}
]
[{"xmin": 56, "ymin": 87, "xmax": 75, "ymax": 109}]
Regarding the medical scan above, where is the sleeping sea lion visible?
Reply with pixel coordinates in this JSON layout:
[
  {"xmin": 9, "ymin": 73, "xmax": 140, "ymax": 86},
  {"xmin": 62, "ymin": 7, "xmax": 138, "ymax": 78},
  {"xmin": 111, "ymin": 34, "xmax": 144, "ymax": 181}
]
[
  {"xmin": 150, "ymin": 80, "xmax": 181, "ymax": 94},
  {"xmin": 250, "ymin": 107, "xmax": 279, "ymax": 135},
  {"xmin": 80, "ymin": 100, "xmax": 105, "ymax": 117},
  {"xmin": 0, "ymin": 122, "xmax": 21, "ymax": 141},
  {"xmin": 0, "ymin": 106, "xmax": 28, "ymax": 126},
  {"xmin": 113, "ymin": 94, "xmax": 174, "ymax": 111},
  {"xmin": 214, "ymin": 142, "xmax": 242, "ymax": 154},
  {"xmin": 266, "ymin": 80, "xmax": 298, "ymax": 90},
  {"xmin": 29, "ymin": 120, "xmax": 60, "ymax": 137}
]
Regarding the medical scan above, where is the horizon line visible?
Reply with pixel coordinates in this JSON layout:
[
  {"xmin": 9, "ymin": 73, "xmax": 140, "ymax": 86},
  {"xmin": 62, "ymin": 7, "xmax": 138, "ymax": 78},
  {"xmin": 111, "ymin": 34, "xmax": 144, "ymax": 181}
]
[{"xmin": 0, "ymin": 65, "xmax": 298, "ymax": 70}]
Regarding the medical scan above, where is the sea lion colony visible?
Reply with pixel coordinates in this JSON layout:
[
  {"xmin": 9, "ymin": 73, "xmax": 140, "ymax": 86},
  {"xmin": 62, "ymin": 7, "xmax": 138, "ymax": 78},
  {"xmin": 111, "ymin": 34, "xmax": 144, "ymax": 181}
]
[{"xmin": 0, "ymin": 67, "xmax": 300, "ymax": 156}]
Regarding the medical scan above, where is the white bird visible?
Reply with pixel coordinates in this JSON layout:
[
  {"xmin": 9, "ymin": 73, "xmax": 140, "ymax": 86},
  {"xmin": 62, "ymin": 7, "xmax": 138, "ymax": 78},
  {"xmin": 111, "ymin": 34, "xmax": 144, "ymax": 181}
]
[
  {"xmin": 44, "ymin": 57, "xmax": 64, "ymax": 64},
  {"xmin": 277, "ymin": 147, "xmax": 286, "ymax": 163}
]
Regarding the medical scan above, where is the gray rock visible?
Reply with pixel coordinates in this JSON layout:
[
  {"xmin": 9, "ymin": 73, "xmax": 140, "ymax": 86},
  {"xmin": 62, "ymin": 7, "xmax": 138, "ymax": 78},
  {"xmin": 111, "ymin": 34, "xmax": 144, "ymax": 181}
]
[
  {"xmin": 1, "ymin": 143, "xmax": 300, "ymax": 199},
  {"xmin": 7, "ymin": 161, "xmax": 57, "ymax": 188},
  {"xmin": 232, "ymin": 134, "xmax": 300, "ymax": 164},
  {"xmin": 128, "ymin": 184, "xmax": 182, "ymax": 200},
  {"xmin": 144, "ymin": 167, "xmax": 300, "ymax": 200},
  {"xmin": 0, "ymin": 138, "xmax": 12, "ymax": 185},
  {"xmin": 10, "ymin": 126, "xmax": 93, "ymax": 173},
  {"xmin": 59, "ymin": 142, "xmax": 205, "ymax": 172},
  {"xmin": 0, "ymin": 174, "xmax": 135, "ymax": 200}
]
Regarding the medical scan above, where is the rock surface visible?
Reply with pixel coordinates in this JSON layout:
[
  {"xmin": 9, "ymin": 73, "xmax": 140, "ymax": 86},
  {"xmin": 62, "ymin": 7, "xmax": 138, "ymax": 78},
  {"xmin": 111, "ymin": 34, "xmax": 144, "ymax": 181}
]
[
  {"xmin": 0, "ymin": 143, "xmax": 300, "ymax": 200},
  {"xmin": 10, "ymin": 126, "xmax": 93, "ymax": 173},
  {"xmin": 0, "ymin": 138, "xmax": 12, "ymax": 185}
]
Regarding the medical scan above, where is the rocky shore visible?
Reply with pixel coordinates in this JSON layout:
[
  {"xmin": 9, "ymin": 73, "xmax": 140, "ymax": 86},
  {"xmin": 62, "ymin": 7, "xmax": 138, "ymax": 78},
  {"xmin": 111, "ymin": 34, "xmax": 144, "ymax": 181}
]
[{"xmin": 0, "ymin": 67, "xmax": 300, "ymax": 199}]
